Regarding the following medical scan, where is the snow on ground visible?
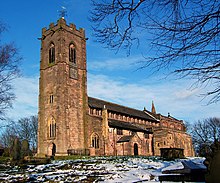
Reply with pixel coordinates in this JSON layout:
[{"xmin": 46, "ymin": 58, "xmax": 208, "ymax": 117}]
[{"xmin": 0, "ymin": 156, "xmax": 205, "ymax": 182}]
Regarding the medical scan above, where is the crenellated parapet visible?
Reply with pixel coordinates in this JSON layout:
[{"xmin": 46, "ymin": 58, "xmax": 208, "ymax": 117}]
[{"xmin": 41, "ymin": 18, "xmax": 85, "ymax": 39}]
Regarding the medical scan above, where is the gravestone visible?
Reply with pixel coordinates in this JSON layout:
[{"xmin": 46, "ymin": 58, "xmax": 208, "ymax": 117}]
[
  {"xmin": 204, "ymin": 141, "xmax": 220, "ymax": 183},
  {"xmin": 160, "ymin": 148, "xmax": 184, "ymax": 159}
]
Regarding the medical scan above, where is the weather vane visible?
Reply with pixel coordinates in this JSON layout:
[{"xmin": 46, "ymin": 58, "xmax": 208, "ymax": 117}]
[{"xmin": 59, "ymin": 6, "xmax": 67, "ymax": 19}]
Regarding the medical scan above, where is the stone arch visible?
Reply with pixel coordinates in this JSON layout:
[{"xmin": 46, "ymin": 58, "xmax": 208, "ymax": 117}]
[{"xmin": 48, "ymin": 143, "xmax": 56, "ymax": 156}]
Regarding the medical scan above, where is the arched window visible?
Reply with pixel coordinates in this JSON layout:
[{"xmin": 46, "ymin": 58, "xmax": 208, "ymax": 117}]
[
  {"xmin": 117, "ymin": 129, "xmax": 123, "ymax": 135},
  {"xmin": 49, "ymin": 43, "xmax": 55, "ymax": 64},
  {"xmin": 69, "ymin": 43, "xmax": 76, "ymax": 64},
  {"xmin": 134, "ymin": 143, "xmax": 139, "ymax": 156},
  {"xmin": 48, "ymin": 117, "xmax": 56, "ymax": 138},
  {"xmin": 91, "ymin": 133, "xmax": 99, "ymax": 149}
]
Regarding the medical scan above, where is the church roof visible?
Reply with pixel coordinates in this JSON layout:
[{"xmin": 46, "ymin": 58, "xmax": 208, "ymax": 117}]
[
  {"xmin": 117, "ymin": 135, "xmax": 134, "ymax": 143},
  {"xmin": 108, "ymin": 119, "xmax": 153, "ymax": 133},
  {"xmin": 88, "ymin": 97, "xmax": 158, "ymax": 122}
]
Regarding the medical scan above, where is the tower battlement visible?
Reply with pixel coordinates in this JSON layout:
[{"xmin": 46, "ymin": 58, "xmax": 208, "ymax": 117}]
[
  {"xmin": 37, "ymin": 17, "xmax": 88, "ymax": 156},
  {"xmin": 41, "ymin": 18, "xmax": 85, "ymax": 39}
]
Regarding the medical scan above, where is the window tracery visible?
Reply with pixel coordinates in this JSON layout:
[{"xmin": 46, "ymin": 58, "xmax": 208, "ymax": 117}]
[
  {"xmin": 69, "ymin": 43, "xmax": 76, "ymax": 64},
  {"xmin": 49, "ymin": 43, "xmax": 55, "ymax": 64},
  {"xmin": 48, "ymin": 117, "xmax": 56, "ymax": 138},
  {"xmin": 91, "ymin": 133, "xmax": 99, "ymax": 149}
]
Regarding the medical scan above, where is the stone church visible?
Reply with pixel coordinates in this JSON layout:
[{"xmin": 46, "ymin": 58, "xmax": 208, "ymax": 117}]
[{"xmin": 37, "ymin": 17, "xmax": 194, "ymax": 157}]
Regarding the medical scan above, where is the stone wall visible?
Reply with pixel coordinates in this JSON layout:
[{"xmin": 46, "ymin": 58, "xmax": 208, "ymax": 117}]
[
  {"xmin": 38, "ymin": 18, "xmax": 88, "ymax": 156},
  {"xmin": 38, "ymin": 18, "xmax": 194, "ymax": 158}
]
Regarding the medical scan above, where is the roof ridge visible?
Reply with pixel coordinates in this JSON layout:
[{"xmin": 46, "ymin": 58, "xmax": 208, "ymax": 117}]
[
  {"xmin": 88, "ymin": 96, "xmax": 158, "ymax": 122},
  {"xmin": 143, "ymin": 110, "xmax": 160, "ymax": 121},
  {"xmin": 88, "ymin": 96, "xmax": 145, "ymax": 113}
]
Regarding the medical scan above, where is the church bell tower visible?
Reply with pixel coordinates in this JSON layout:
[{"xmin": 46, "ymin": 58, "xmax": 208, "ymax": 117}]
[{"xmin": 37, "ymin": 17, "xmax": 88, "ymax": 156}]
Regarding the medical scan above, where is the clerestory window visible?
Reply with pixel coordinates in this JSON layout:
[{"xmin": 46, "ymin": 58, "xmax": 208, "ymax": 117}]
[
  {"xmin": 144, "ymin": 133, "xmax": 149, "ymax": 139},
  {"xmin": 117, "ymin": 129, "xmax": 123, "ymax": 135}
]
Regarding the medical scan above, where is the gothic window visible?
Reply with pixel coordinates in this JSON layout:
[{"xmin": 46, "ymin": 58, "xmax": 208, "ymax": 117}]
[
  {"xmin": 91, "ymin": 133, "xmax": 99, "ymax": 149},
  {"xmin": 111, "ymin": 113, "xmax": 113, "ymax": 118},
  {"xmin": 69, "ymin": 44, "xmax": 76, "ymax": 64},
  {"xmin": 96, "ymin": 109, "xmax": 100, "ymax": 116},
  {"xmin": 49, "ymin": 43, "xmax": 55, "ymax": 64},
  {"xmin": 89, "ymin": 108, "xmax": 93, "ymax": 115},
  {"xmin": 144, "ymin": 133, "xmax": 149, "ymax": 139},
  {"xmin": 92, "ymin": 109, "xmax": 96, "ymax": 114},
  {"xmin": 49, "ymin": 117, "xmax": 56, "ymax": 138},
  {"xmin": 117, "ymin": 129, "xmax": 123, "ymax": 135}
]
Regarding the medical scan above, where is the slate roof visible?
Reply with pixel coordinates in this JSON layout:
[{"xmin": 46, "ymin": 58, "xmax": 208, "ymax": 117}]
[
  {"xmin": 88, "ymin": 97, "xmax": 158, "ymax": 122},
  {"xmin": 117, "ymin": 135, "xmax": 133, "ymax": 143},
  {"xmin": 108, "ymin": 119, "xmax": 153, "ymax": 133}
]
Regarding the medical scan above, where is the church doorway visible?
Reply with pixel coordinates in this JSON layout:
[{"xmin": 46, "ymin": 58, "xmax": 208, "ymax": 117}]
[
  {"xmin": 48, "ymin": 143, "xmax": 56, "ymax": 157},
  {"xmin": 134, "ymin": 143, "xmax": 138, "ymax": 156}
]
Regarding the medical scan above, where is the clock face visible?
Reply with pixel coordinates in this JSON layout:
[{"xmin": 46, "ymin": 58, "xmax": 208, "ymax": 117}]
[{"xmin": 69, "ymin": 67, "xmax": 78, "ymax": 79}]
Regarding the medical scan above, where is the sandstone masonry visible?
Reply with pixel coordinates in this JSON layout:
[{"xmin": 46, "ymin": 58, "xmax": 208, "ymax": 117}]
[{"xmin": 37, "ymin": 18, "xmax": 194, "ymax": 157}]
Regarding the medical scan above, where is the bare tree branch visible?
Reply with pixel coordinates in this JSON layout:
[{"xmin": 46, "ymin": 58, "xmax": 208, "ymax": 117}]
[
  {"xmin": 189, "ymin": 117, "xmax": 220, "ymax": 156},
  {"xmin": 90, "ymin": 0, "xmax": 220, "ymax": 103},
  {"xmin": 0, "ymin": 115, "xmax": 38, "ymax": 151},
  {"xmin": 0, "ymin": 22, "xmax": 21, "ymax": 120}
]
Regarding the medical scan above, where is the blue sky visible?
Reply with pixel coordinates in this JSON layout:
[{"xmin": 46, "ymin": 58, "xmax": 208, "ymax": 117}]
[{"xmin": 0, "ymin": 0, "xmax": 219, "ymax": 123}]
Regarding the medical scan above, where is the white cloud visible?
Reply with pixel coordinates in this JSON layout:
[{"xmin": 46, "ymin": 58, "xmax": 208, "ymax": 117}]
[
  {"xmin": 5, "ymin": 72, "xmax": 220, "ymax": 123},
  {"xmin": 174, "ymin": 89, "xmax": 200, "ymax": 100},
  {"xmin": 7, "ymin": 76, "xmax": 39, "ymax": 120},
  {"xmin": 88, "ymin": 56, "xmax": 142, "ymax": 71},
  {"xmin": 88, "ymin": 73, "xmax": 220, "ymax": 122}
]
